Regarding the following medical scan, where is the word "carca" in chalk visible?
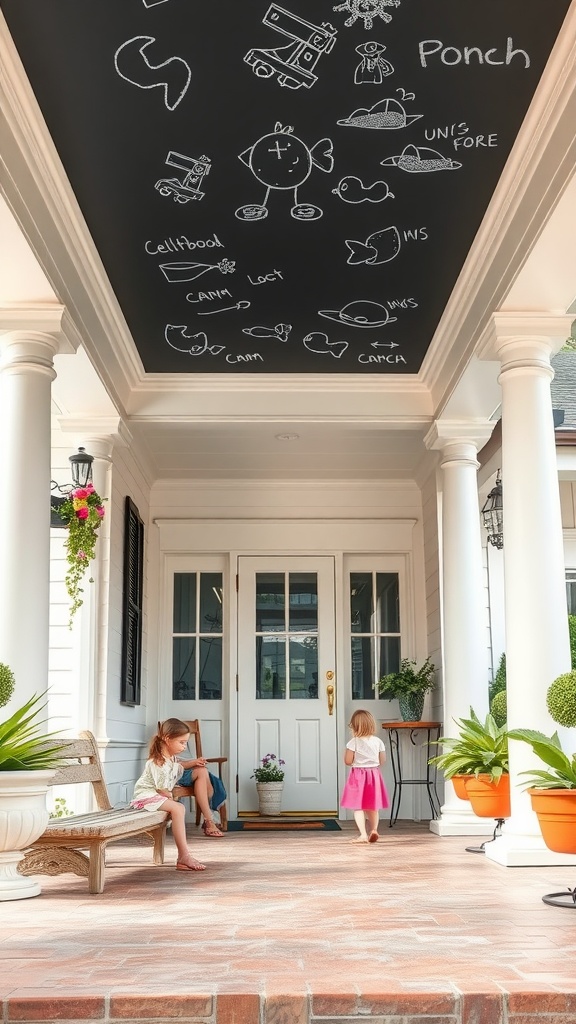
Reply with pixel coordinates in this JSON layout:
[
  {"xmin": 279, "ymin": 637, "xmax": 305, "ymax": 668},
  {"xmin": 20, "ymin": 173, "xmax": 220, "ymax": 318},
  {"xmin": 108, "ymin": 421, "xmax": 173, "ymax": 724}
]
[{"xmin": 419, "ymin": 37, "xmax": 530, "ymax": 69}]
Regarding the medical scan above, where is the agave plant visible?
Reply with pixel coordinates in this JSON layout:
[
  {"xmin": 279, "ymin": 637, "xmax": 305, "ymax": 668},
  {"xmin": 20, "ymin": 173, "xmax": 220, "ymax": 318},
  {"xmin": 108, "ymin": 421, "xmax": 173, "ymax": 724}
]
[
  {"xmin": 428, "ymin": 708, "xmax": 509, "ymax": 783},
  {"xmin": 0, "ymin": 670, "xmax": 66, "ymax": 772},
  {"xmin": 507, "ymin": 729, "xmax": 576, "ymax": 789}
]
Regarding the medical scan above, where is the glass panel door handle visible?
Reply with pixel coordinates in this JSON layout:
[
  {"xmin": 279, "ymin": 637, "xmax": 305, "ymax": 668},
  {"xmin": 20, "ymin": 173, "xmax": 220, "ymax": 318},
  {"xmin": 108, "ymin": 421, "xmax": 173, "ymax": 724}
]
[{"xmin": 326, "ymin": 682, "xmax": 335, "ymax": 715}]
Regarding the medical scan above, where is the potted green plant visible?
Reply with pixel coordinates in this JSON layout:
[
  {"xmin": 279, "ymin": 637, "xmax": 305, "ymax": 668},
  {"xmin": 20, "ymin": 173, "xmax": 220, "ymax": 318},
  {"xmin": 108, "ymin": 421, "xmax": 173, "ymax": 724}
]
[
  {"xmin": 251, "ymin": 753, "xmax": 285, "ymax": 816},
  {"xmin": 428, "ymin": 708, "xmax": 510, "ymax": 816},
  {"xmin": 53, "ymin": 483, "xmax": 106, "ymax": 626},
  {"xmin": 378, "ymin": 657, "xmax": 436, "ymax": 722},
  {"xmin": 0, "ymin": 663, "xmax": 67, "ymax": 901}
]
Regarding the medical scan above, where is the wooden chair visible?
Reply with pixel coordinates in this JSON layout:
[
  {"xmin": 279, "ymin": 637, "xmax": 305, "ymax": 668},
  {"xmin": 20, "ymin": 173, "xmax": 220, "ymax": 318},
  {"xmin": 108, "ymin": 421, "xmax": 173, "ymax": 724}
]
[{"xmin": 172, "ymin": 719, "xmax": 228, "ymax": 831}]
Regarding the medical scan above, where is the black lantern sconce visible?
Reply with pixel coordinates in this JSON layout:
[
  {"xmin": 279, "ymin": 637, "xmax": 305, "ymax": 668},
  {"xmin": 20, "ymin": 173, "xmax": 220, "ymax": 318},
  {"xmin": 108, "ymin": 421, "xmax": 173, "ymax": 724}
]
[
  {"xmin": 481, "ymin": 470, "xmax": 503, "ymax": 550},
  {"xmin": 50, "ymin": 447, "xmax": 94, "ymax": 527}
]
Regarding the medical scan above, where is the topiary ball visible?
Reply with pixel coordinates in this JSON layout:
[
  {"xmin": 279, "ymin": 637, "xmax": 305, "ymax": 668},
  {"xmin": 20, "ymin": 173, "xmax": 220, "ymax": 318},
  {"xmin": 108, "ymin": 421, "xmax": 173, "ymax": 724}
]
[
  {"xmin": 490, "ymin": 689, "xmax": 507, "ymax": 728},
  {"xmin": 546, "ymin": 671, "xmax": 576, "ymax": 728},
  {"xmin": 0, "ymin": 663, "xmax": 16, "ymax": 709}
]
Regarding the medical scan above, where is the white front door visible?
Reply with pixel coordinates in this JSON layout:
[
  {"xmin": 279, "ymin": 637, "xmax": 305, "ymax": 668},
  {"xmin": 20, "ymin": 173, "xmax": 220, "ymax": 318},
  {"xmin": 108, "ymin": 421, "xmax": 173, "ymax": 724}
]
[{"xmin": 237, "ymin": 556, "xmax": 338, "ymax": 813}]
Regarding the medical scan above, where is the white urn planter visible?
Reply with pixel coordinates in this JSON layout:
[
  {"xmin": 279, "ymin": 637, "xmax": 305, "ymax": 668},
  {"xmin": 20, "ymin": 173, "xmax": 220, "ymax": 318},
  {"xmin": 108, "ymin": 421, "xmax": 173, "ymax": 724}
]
[
  {"xmin": 0, "ymin": 770, "xmax": 55, "ymax": 901},
  {"xmin": 256, "ymin": 781, "xmax": 284, "ymax": 816}
]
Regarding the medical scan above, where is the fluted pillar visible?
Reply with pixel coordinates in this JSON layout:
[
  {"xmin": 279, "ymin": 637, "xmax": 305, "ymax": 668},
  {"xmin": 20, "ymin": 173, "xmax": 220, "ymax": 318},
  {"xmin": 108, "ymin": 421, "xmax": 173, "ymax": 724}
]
[
  {"xmin": 0, "ymin": 331, "xmax": 59, "ymax": 710},
  {"xmin": 425, "ymin": 422, "xmax": 493, "ymax": 836},
  {"xmin": 484, "ymin": 330, "xmax": 574, "ymax": 866}
]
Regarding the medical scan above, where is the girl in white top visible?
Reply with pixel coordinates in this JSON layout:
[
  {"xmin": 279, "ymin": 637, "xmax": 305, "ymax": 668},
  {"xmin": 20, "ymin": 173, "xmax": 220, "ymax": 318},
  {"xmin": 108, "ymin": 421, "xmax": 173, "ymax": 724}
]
[
  {"xmin": 341, "ymin": 709, "xmax": 389, "ymax": 844},
  {"xmin": 131, "ymin": 718, "xmax": 207, "ymax": 871}
]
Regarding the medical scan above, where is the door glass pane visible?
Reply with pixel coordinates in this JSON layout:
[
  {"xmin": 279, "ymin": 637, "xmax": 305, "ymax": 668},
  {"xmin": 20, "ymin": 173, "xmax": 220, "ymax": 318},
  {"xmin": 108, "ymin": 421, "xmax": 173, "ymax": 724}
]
[
  {"xmin": 173, "ymin": 637, "xmax": 196, "ymax": 700},
  {"xmin": 256, "ymin": 574, "xmax": 285, "ymax": 632},
  {"xmin": 350, "ymin": 573, "xmax": 372, "ymax": 632},
  {"xmin": 376, "ymin": 573, "xmax": 400, "ymax": 633},
  {"xmin": 378, "ymin": 636, "xmax": 401, "ymax": 680},
  {"xmin": 199, "ymin": 637, "xmax": 222, "ymax": 700},
  {"xmin": 289, "ymin": 573, "xmax": 318, "ymax": 632},
  {"xmin": 256, "ymin": 636, "xmax": 286, "ymax": 699},
  {"xmin": 289, "ymin": 636, "xmax": 318, "ymax": 698},
  {"xmin": 200, "ymin": 573, "xmax": 223, "ymax": 632},
  {"xmin": 351, "ymin": 636, "xmax": 374, "ymax": 699},
  {"xmin": 173, "ymin": 573, "xmax": 196, "ymax": 633}
]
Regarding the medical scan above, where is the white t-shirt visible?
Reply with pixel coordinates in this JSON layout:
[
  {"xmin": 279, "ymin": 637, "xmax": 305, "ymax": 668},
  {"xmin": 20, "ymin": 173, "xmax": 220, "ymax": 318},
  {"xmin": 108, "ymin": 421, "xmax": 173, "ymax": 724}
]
[{"xmin": 346, "ymin": 734, "xmax": 385, "ymax": 768}]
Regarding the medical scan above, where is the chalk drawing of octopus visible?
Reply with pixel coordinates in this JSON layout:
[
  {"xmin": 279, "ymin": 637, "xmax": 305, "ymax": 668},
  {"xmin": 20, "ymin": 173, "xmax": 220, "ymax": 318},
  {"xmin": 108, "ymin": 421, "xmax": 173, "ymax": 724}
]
[{"xmin": 333, "ymin": 0, "xmax": 401, "ymax": 30}]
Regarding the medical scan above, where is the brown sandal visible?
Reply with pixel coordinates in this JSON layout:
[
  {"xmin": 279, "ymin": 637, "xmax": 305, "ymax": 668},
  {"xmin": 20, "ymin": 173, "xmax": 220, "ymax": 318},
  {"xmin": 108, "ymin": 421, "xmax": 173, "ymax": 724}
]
[{"xmin": 202, "ymin": 820, "xmax": 224, "ymax": 837}]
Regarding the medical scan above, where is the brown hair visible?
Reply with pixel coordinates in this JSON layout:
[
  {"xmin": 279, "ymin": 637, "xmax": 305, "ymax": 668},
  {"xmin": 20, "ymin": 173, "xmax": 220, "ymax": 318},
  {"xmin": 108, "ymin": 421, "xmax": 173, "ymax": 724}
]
[
  {"xmin": 349, "ymin": 709, "xmax": 377, "ymax": 738},
  {"xmin": 149, "ymin": 718, "xmax": 190, "ymax": 765}
]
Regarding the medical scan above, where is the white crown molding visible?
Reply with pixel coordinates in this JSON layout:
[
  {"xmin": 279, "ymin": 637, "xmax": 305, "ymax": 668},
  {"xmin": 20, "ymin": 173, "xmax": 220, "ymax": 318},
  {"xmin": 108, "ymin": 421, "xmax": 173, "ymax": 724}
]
[
  {"xmin": 424, "ymin": 419, "xmax": 497, "ymax": 452},
  {"xmin": 421, "ymin": 3, "xmax": 576, "ymax": 403},
  {"xmin": 57, "ymin": 416, "xmax": 134, "ymax": 449},
  {"xmin": 0, "ymin": 14, "xmax": 143, "ymax": 404},
  {"xmin": 476, "ymin": 311, "xmax": 575, "ymax": 359},
  {"xmin": 129, "ymin": 372, "xmax": 431, "ymax": 395},
  {"xmin": 151, "ymin": 477, "xmax": 422, "ymax": 493}
]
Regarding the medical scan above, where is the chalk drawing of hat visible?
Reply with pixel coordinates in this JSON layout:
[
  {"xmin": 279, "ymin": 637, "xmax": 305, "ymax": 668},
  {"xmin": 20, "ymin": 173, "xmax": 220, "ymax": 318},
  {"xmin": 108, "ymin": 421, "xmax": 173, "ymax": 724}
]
[
  {"xmin": 337, "ymin": 98, "xmax": 422, "ymax": 130},
  {"xmin": 318, "ymin": 300, "xmax": 397, "ymax": 328},
  {"xmin": 381, "ymin": 144, "xmax": 462, "ymax": 172}
]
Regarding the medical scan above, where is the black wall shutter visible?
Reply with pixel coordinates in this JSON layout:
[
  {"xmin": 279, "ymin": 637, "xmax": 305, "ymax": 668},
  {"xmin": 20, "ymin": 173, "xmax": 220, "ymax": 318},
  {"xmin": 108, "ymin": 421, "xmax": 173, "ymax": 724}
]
[{"xmin": 121, "ymin": 497, "xmax": 144, "ymax": 706}]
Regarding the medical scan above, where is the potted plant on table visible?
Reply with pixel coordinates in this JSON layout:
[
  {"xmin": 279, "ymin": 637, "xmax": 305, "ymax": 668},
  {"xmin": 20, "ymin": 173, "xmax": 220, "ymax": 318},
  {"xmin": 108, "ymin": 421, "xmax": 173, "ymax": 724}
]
[
  {"xmin": 0, "ymin": 664, "xmax": 67, "ymax": 901},
  {"xmin": 378, "ymin": 657, "xmax": 436, "ymax": 722},
  {"xmin": 251, "ymin": 753, "xmax": 285, "ymax": 816},
  {"xmin": 428, "ymin": 708, "xmax": 510, "ymax": 816}
]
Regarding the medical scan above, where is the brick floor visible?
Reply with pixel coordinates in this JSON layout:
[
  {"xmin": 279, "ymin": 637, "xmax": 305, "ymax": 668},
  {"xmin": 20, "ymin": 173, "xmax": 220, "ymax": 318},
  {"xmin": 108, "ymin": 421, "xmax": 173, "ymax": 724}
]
[{"xmin": 2, "ymin": 822, "xmax": 576, "ymax": 1024}]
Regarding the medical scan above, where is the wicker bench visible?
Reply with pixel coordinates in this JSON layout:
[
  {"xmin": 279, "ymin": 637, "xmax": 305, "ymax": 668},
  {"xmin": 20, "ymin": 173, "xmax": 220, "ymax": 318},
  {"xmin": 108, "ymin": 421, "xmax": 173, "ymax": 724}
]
[{"xmin": 19, "ymin": 731, "xmax": 168, "ymax": 894}]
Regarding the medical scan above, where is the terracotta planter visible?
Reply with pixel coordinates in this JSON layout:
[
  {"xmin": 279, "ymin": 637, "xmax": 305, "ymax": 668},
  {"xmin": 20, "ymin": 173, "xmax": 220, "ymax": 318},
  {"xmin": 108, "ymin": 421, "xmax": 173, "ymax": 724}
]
[
  {"xmin": 451, "ymin": 774, "xmax": 471, "ymax": 801},
  {"xmin": 464, "ymin": 773, "xmax": 511, "ymax": 818},
  {"xmin": 528, "ymin": 788, "xmax": 576, "ymax": 854}
]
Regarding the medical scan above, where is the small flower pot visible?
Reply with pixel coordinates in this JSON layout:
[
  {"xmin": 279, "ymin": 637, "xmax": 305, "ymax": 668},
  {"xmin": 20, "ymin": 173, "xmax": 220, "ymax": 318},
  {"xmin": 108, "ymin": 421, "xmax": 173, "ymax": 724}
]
[
  {"xmin": 256, "ymin": 782, "xmax": 284, "ymax": 816},
  {"xmin": 528, "ymin": 788, "xmax": 576, "ymax": 854},
  {"xmin": 464, "ymin": 774, "xmax": 510, "ymax": 818},
  {"xmin": 397, "ymin": 692, "xmax": 425, "ymax": 722}
]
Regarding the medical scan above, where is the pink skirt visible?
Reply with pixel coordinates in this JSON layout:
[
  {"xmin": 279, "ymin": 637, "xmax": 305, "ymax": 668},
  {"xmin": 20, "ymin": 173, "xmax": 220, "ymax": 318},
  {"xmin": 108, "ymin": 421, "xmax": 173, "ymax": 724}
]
[{"xmin": 341, "ymin": 767, "xmax": 389, "ymax": 811}]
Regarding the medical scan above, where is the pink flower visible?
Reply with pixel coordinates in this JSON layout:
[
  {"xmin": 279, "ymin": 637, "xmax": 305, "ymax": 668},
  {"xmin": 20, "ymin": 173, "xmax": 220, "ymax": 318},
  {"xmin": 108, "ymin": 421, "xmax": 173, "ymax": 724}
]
[
  {"xmin": 96, "ymin": 506, "xmax": 105, "ymax": 518},
  {"xmin": 74, "ymin": 488, "xmax": 89, "ymax": 500},
  {"xmin": 77, "ymin": 550, "xmax": 87, "ymax": 560},
  {"xmin": 76, "ymin": 506, "xmax": 89, "ymax": 520},
  {"xmin": 85, "ymin": 484, "xmax": 95, "ymax": 495}
]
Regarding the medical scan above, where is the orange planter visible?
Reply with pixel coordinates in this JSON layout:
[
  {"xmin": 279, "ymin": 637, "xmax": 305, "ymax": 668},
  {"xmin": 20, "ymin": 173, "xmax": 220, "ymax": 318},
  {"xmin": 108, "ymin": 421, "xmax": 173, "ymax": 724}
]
[
  {"xmin": 528, "ymin": 789, "xmax": 576, "ymax": 854},
  {"xmin": 451, "ymin": 775, "xmax": 470, "ymax": 800},
  {"xmin": 464, "ymin": 773, "xmax": 511, "ymax": 818}
]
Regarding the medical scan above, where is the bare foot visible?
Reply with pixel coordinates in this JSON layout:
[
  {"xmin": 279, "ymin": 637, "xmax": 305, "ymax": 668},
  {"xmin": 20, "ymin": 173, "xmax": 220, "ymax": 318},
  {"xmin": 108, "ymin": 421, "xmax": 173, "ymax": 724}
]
[
  {"xmin": 176, "ymin": 856, "xmax": 206, "ymax": 871},
  {"xmin": 349, "ymin": 835, "xmax": 369, "ymax": 844},
  {"xmin": 368, "ymin": 830, "xmax": 379, "ymax": 843}
]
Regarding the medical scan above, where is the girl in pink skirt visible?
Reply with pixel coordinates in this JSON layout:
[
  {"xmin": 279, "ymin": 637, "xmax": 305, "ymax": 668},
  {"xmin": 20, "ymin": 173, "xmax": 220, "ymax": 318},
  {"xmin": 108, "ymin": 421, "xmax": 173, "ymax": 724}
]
[{"xmin": 341, "ymin": 709, "xmax": 389, "ymax": 843}]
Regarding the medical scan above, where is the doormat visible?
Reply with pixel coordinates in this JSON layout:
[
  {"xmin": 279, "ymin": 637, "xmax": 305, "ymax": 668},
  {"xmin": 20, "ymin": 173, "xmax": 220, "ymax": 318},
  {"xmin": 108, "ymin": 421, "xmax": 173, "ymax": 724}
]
[{"xmin": 227, "ymin": 819, "xmax": 341, "ymax": 832}]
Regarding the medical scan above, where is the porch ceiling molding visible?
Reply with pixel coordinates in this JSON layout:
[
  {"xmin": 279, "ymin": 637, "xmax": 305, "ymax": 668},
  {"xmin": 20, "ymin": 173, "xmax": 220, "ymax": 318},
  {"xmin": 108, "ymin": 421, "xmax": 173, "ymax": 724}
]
[
  {"xmin": 58, "ymin": 416, "xmax": 134, "ymax": 451},
  {"xmin": 0, "ymin": 301, "xmax": 79, "ymax": 354},
  {"xmin": 421, "ymin": 3, "xmax": 576, "ymax": 408},
  {"xmin": 423, "ymin": 420, "xmax": 495, "ymax": 453},
  {"xmin": 476, "ymin": 311, "xmax": 575, "ymax": 361}
]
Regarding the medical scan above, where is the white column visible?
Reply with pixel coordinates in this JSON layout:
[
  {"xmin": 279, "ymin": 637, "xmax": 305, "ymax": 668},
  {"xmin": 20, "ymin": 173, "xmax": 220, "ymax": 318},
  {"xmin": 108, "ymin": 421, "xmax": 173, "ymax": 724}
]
[
  {"xmin": 425, "ymin": 423, "xmax": 493, "ymax": 836},
  {"xmin": 0, "ymin": 332, "xmax": 59, "ymax": 711},
  {"xmin": 485, "ymin": 334, "xmax": 574, "ymax": 866}
]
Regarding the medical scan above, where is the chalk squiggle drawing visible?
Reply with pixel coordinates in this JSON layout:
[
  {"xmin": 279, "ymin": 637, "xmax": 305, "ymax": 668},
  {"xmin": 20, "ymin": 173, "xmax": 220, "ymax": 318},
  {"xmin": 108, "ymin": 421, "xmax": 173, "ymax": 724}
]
[
  {"xmin": 155, "ymin": 152, "xmax": 211, "ymax": 203},
  {"xmin": 243, "ymin": 324, "xmax": 292, "ymax": 342},
  {"xmin": 303, "ymin": 332, "xmax": 348, "ymax": 358},
  {"xmin": 245, "ymin": 5, "xmax": 337, "ymax": 91},
  {"xmin": 165, "ymin": 325, "xmax": 224, "ymax": 356},
  {"xmin": 355, "ymin": 41, "xmax": 394, "ymax": 83},
  {"xmin": 333, "ymin": 0, "xmax": 401, "ymax": 30},
  {"xmin": 381, "ymin": 144, "xmax": 461, "ymax": 173},
  {"xmin": 114, "ymin": 36, "xmax": 191, "ymax": 111},
  {"xmin": 198, "ymin": 301, "xmax": 251, "ymax": 315},
  {"xmin": 338, "ymin": 97, "xmax": 421, "ymax": 130},
  {"xmin": 346, "ymin": 226, "xmax": 401, "ymax": 266},
  {"xmin": 332, "ymin": 176, "xmax": 393, "ymax": 203},
  {"xmin": 160, "ymin": 259, "xmax": 235, "ymax": 283},
  {"xmin": 236, "ymin": 123, "xmax": 333, "ymax": 222},
  {"xmin": 318, "ymin": 300, "xmax": 397, "ymax": 328},
  {"xmin": 142, "ymin": 0, "xmax": 172, "ymax": 6}
]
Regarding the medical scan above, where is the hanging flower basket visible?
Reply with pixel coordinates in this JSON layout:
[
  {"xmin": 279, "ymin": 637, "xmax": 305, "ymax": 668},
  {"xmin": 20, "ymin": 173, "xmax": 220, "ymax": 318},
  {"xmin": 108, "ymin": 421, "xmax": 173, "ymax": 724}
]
[{"xmin": 52, "ymin": 484, "xmax": 106, "ymax": 625}]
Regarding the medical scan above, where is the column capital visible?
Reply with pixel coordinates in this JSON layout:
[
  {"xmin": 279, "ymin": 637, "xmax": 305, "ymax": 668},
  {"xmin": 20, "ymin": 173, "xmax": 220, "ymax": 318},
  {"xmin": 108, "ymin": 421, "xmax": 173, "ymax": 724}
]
[
  {"xmin": 477, "ymin": 312, "xmax": 574, "ymax": 364},
  {"xmin": 59, "ymin": 416, "xmax": 133, "ymax": 455},
  {"xmin": 0, "ymin": 303, "xmax": 81, "ymax": 355},
  {"xmin": 424, "ymin": 419, "xmax": 494, "ymax": 455}
]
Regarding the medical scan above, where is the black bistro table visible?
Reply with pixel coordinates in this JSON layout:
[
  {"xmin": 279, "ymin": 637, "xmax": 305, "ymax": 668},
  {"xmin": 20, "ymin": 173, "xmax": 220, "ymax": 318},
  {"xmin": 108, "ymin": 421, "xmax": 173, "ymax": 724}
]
[{"xmin": 382, "ymin": 721, "xmax": 442, "ymax": 827}]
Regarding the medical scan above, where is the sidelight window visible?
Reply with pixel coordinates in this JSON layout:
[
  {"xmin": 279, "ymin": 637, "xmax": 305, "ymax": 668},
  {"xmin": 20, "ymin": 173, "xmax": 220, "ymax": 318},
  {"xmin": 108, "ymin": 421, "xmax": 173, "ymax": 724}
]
[
  {"xmin": 172, "ymin": 572, "xmax": 223, "ymax": 700},
  {"xmin": 350, "ymin": 572, "xmax": 400, "ymax": 700}
]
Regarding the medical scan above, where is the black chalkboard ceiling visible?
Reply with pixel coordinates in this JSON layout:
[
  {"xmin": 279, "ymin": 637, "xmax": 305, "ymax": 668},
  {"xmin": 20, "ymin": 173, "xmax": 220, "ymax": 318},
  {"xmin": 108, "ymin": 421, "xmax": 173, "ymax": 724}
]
[{"xmin": 1, "ymin": 1, "xmax": 571, "ymax": 374}]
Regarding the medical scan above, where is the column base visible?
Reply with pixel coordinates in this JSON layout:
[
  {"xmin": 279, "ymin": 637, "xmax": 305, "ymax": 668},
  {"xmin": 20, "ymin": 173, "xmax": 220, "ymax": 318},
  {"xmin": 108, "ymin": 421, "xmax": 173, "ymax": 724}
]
[
  {"xmin": 484, "ymin": 833, "xmax": 576, "ymax": 867},
  {"xmin": 429, "ymin": 807, "xmax": 495, "ymax": 837}
]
